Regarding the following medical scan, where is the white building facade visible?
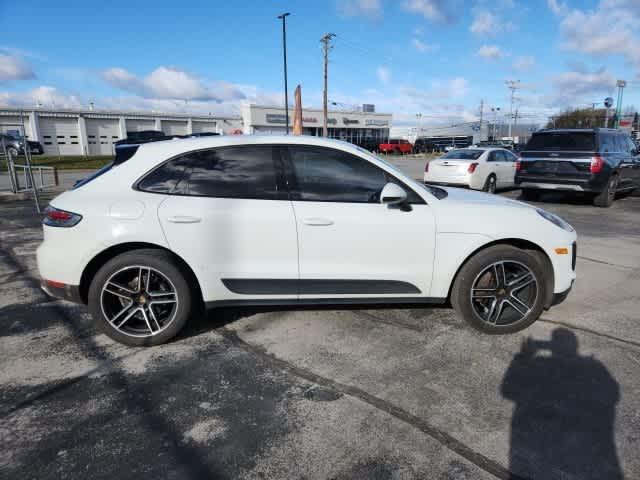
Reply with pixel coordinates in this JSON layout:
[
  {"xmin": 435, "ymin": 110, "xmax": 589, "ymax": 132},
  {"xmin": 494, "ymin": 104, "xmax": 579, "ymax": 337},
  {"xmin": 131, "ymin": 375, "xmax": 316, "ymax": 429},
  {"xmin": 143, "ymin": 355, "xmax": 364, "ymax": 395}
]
[
  {"xmin": 0, "ymin": 108, "xmax": 242, "ymax": 156},
  {"xmin": 241, "ymin": 104, "xmax": 391, "ymax": 144}
]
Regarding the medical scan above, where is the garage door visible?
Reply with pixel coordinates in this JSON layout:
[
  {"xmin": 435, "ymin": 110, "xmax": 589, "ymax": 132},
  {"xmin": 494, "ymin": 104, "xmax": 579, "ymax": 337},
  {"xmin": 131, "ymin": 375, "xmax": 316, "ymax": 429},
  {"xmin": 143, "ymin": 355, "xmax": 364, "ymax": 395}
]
[
  {"xmin": 191, "ymin": 121, "xmax": 217, "ymax": 134},
  {"xmin": 86, "ymin": 118, "xmax": 120, "ymax": 155},
  {"xmin": 39, "ymin": 117, "xmax": 81, "ymax": 155},
  {"xmin": 0, "ymin": 115, "xmax": 33, "ymax": 139},
  {"xmin": 162, "ymin": 120, "xmax": 188, "ymax": 136},
  {"xmin": 126, "ymin": 119, "xmax": 155, "ymax": 133}
]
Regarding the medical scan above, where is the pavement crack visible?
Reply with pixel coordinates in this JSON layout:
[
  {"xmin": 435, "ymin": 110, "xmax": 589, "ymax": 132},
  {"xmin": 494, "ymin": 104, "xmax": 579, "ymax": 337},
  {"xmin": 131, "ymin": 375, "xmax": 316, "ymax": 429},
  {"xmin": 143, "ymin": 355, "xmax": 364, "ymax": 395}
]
[
  {"xmin": 539, "ymin": 318, "xmax": 640, "ymax": 350},
  {"xmin": 218, "ymin": 327, "xmax": 528, "ymax": 480}
]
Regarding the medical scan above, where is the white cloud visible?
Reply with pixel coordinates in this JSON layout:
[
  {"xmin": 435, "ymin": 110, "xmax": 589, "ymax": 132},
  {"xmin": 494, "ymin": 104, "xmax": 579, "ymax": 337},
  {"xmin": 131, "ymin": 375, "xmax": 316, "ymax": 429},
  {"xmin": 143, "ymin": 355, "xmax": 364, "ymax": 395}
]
[
  {"xmin": 476, "ymin": 45, "xmax": 504, "ymax": 60},
  {"xmin": 550, "ymin": 67, "xmax": 616, "ymax": 106},
  {"xmin": 376, "ymin": 66, "xmax": 391, "ymax": 84},
  {"xmin": 559, "ymin": 0, "xmax": 640, "ymax": 73},
  {"xmin": 470, "ymin": 10, "xmax": 515, "ymax": 36},
  {"xmin": 547, "ymin": 0, "xmax": 568, "ymax": 16},
  {"xmin": 0, "ymin": 53, "xmax": 35, "ymax": 83},
  {"xmin": 337, "ymin": 0, "xmax": 382, "ymax": 20},
  {"xmin": 0, "ymin": 86, "xmax": 82, "ymax": 108},
  {"xmin": 102, "ymin": 66, "xmax": 245, "ymax": 103},
  {"xmin": 401, "ymin": 0, "xmax": 458, "ymax": 23},
  {"xmin": 411, "ymin": 38, "xmax": 439, "ymax": 53},
  {"xmin": 513, "ymin": 55, "xmax": 535, "ymax": 71}
]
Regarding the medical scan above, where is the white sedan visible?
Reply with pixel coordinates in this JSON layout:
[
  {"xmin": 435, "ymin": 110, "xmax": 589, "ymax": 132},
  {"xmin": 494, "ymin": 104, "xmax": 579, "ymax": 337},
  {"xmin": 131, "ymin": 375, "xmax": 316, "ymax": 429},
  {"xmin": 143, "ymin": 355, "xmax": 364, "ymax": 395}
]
[
  {"xmin": 424, "ymin": 147, "xmax": 518, "ymax": 193},
  {"xmin": 37, "ymin": 136, "xmax": 576, "ymax": 346}
]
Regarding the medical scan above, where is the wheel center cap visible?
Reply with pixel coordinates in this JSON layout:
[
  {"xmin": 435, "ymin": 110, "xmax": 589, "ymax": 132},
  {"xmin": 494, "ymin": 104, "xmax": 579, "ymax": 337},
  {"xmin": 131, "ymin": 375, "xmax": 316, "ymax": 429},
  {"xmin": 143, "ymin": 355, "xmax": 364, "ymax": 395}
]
[
  {"xmin": 138, "ymin": 295, "xmax": 147, "ymax": 305},
  {"xmin": 497, "ymin": 288, "xmax": 506, "ymax": 296}
]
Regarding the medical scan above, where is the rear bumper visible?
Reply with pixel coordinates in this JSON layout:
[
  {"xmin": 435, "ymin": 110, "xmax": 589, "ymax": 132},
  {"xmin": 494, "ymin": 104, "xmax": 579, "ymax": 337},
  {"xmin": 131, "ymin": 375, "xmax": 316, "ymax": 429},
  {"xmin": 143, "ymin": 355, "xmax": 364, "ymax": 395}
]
[
  {"xmin": 516, "ymin": 175, "xmax": 607, "ymax": 193},
  {"xmin": 40, "ymin": 279, "xmax": 83, "ymax": 304}
]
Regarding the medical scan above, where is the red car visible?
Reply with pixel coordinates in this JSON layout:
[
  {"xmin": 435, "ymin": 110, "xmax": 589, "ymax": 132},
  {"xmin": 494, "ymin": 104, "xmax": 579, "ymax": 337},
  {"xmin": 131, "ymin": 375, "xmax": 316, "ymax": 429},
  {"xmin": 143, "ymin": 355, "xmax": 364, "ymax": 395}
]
[{"xmin": 379, "ymin": 138, "xmax": 413, "ymax": 154}]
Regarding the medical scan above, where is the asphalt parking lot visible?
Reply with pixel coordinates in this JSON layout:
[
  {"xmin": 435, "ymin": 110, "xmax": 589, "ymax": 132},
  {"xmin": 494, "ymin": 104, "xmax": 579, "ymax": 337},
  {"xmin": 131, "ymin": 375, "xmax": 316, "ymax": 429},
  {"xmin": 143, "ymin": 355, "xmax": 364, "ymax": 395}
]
[{"xmin": 1, "ymin": 173, "xmax": 640, "ymax": 479}]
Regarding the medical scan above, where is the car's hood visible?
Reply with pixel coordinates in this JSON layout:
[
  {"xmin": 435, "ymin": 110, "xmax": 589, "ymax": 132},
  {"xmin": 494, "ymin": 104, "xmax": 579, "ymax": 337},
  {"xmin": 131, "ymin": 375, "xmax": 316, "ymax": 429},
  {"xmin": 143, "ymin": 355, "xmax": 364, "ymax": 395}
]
[{"xmin": 438, "ymin": 186, "xmax": 531, "ymax": 209}]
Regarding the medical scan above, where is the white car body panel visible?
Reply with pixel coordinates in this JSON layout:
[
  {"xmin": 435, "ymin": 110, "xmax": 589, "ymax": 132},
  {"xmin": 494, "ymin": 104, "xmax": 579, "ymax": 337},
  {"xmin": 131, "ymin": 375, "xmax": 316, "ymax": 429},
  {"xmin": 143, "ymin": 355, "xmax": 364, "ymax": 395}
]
[
  {"xmin": 36, "ymin": 135, "xmax": 576, "ymax": 308},
  {"xmin": 424, "ymin": 148, "xmax": 517, "ymax": 190}
]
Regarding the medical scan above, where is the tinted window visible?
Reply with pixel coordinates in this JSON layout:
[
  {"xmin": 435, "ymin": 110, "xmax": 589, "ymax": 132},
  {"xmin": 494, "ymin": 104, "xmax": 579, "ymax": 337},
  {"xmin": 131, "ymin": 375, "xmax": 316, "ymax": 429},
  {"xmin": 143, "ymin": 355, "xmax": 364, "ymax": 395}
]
[
  {"xmin": 442, "ymin": 149, "xmax": 483, "ymax": 160},
  {"xmin": 287, "ymin": 146, "xmax": 423, "ymax": 204},
  {"xmin": 612, "ymin": 135, "xmax": 627, "ymax": 153},
  {"xmin": 502, "ymin": 150, "xmax": 518, "ymax": 162},
  {"xmin": 138, "ymin": 156, "xmax": 192, "ymax": 193},
  {"xmin": 139, "ymin": 146, "xmax": 280, "ymax": 199},
  {"xmin": 526, "ymin": 132, "xmax": 596, "ymax": 151}
]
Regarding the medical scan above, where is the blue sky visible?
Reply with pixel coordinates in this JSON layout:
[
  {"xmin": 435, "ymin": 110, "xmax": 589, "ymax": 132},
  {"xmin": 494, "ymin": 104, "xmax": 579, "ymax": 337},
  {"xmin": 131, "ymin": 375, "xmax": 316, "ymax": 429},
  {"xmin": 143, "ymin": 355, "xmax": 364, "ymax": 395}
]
[{"xmin": 1, "ymin": 0, "xmax": 639, "ymax": 126}]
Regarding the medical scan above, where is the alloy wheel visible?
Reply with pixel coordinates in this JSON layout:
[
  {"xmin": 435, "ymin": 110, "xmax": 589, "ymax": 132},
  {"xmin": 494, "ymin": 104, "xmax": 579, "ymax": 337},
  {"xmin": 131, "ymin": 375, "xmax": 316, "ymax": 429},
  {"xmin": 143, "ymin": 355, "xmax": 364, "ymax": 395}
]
[
  {"xmin": 100, "ymin": 265, "xmax": 179, "ymax": 338},
  {"xmin": 470, "ymin": 260, "xmax": 538, "ymax": 326}
]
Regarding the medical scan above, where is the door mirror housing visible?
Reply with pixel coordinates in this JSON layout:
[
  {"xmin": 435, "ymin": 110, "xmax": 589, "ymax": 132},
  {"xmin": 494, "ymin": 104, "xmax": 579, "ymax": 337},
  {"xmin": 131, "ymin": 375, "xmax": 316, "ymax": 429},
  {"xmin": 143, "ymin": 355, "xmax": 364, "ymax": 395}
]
[{"xmin": 380, "ymin": 182, "xmax": 407, "ymax": 205}]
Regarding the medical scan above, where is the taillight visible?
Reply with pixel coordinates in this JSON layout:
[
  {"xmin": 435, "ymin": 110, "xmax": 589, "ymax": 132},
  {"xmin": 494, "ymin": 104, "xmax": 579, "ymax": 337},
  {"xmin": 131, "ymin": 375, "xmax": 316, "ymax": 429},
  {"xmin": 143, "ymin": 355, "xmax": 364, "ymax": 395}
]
[
  {"xmin": 425, "ymin": 162, "xmax": 430, "ymax": 172},
  {"xmin": 43, "ymin": 205, "xmax": 82, "ymax": 227},
  {"xmin": 590, "ymin": 155, "xmax": 604, "ymax": 174},
  {"xmin": 468, "ymin": 162, "xmax": 479, "ymax": 173},
  {"xmin": 515, "ymin": 160, "xmax": 522, "ymax": 171}
]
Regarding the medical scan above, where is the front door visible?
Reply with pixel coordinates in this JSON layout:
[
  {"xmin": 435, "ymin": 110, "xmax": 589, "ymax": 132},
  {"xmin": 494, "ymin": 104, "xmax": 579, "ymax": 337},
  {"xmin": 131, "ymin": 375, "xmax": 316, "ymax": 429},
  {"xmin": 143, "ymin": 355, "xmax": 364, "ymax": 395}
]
[
  {"xmin": 283, "ymin": 145, "xmax": 436, "ymax": 299},
  {"xmin": 150, "ymin": 145, "xmax": 299, "ymax": 303}
]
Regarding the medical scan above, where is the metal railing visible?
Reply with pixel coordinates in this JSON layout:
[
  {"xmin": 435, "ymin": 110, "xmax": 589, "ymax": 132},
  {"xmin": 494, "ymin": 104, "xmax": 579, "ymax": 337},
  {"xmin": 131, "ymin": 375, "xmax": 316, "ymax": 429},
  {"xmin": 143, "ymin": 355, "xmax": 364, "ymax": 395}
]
[{"xmin": 10, "ymin": 163, "xmax": 58, "ymax": 193}]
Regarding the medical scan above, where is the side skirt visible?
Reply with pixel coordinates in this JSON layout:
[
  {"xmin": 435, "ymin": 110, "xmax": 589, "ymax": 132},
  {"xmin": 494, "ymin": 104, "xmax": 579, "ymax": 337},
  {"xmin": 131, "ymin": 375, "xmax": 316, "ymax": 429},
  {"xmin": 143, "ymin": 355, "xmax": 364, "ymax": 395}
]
[{"xmin": 205, "ymin": 297, "xmax": 448, "ymax": 309}]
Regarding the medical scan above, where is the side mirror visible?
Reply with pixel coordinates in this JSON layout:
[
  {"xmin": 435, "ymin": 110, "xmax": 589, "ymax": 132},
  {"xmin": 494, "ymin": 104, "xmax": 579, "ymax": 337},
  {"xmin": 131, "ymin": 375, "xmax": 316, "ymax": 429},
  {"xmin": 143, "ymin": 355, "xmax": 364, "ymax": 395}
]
[{"xmin": 380, "ymin": 182, "xmax": 407, "ymax": 205}]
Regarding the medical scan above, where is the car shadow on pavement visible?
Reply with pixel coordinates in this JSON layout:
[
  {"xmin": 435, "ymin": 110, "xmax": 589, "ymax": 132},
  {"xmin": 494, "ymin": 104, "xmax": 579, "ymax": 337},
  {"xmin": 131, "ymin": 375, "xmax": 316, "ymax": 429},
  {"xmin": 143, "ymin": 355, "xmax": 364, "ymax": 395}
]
[{"xmin": 501, "ymin": 328, "xmax": 622, "ymax": 479}]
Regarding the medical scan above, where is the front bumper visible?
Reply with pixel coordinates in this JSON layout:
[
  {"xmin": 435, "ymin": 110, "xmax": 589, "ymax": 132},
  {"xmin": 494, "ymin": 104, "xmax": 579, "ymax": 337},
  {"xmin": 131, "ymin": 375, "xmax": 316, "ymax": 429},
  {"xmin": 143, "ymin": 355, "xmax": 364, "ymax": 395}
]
[
  {"xmin": 41, "ymin": 279, "xmax": 83, "ymax": 304},
  {"xmin": 551, "ymin": 281, "xmax": 573, "ymax": 307}
]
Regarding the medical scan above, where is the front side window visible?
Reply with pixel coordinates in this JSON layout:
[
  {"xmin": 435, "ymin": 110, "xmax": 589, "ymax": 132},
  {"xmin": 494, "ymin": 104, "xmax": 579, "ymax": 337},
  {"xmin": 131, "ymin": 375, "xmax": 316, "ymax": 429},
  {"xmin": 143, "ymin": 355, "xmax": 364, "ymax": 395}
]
[
  {"xmin": 287, "ymin": 146, "xmax": 423, "ymax": 204},
  {"xmin": 138, "ymin": 145, "xmax": 281, "ymax": 199}
]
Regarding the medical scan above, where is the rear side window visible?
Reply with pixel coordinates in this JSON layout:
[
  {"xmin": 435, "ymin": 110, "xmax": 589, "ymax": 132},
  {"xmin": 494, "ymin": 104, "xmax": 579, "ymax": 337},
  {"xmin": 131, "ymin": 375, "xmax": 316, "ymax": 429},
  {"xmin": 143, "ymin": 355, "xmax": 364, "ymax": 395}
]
[
  {"xmin": 138, "ymin": 145, "xmax": 281, "ymax": 199},
  {"xmin": 599, "ymin": 134, "xmax": 616, "ymax": 153},
  {"xmin": 526, "ymin": 132, "xmax": 596, "ymax": 151}
]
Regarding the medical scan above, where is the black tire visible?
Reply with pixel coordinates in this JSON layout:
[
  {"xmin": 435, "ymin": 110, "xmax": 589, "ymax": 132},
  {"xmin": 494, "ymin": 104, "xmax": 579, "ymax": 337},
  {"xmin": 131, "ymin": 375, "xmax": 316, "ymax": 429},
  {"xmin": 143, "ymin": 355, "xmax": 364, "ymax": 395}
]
[
  {"xmin": 520, "ymin": 188, "xmax": 540, "ymax": 201},
  {"xmin": 483, "ymin": 174, "xmax": 497, "ymax": 193},
  {"xmin": 88, "ymin": 249, "xmax": 194, "ymax": 346},
  {"xmin": 593, "ymin": 174, "xmax": 619, "ymax": 207},
  {"xmin": 451, "ymin": 245, "xmax": 549, "ymax": 334}
]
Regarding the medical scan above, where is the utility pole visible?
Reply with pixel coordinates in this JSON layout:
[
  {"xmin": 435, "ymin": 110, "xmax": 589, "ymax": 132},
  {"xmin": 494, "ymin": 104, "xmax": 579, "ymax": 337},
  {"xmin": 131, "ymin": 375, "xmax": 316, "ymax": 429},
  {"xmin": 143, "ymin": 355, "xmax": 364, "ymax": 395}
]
[
  {"xmin": 277, "ymin": 13, "xmax": 291, "ymax": 134},
  {"xmin": 614, "ymin": 80, "xmax": 626, "ymax": 129},
  {"xmin": 479, "ymin": 100, "xmax": 484, "ymax": 141},
  {"xmin": 321, "ymin": 33, "xmax": 335, "ymax": 137},
  {"xmin": 505, "ymin": 80, "xmax": 520, "ymax": 140}
]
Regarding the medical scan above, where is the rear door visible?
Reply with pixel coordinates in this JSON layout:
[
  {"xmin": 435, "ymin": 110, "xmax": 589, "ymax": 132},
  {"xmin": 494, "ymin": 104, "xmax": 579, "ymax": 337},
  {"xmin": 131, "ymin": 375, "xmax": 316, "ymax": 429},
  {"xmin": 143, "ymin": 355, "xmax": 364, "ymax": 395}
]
[
  {"xmin": 284, "ymin": 145, "xmax": 436, "ymax": 299},
  {"xmin": 151, "ymin": 145, "xmax": 299, "ymax": 303},
  {"xmin": 618, "ymin": 135, "xmax": 640, "ymax": 190}
]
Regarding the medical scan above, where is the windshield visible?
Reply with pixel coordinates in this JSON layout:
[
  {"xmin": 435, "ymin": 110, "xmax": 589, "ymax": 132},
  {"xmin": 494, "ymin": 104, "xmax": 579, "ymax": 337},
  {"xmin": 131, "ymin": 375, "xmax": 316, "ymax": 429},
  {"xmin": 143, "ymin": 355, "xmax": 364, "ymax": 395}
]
[
  {"xmin": 441, "ymin": 149, "xmax": 484, "ymax": 160},
  {"xmin": 526, "ymin": 132, "xmax": 596, "ymax": 151}
]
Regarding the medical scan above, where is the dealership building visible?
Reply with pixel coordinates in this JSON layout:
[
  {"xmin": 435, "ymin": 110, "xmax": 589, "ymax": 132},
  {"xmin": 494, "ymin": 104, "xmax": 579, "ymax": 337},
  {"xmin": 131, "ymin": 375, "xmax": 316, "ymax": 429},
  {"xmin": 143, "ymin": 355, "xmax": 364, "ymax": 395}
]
[
  {"xmin": 241, "ymin": 104, "xmax": 392, "ymax": 143},
  {"xmin": 1, "ymin": 103, "xmax": 392, "ymax": 156},
  {"xmin": 0, "ymin": 107, "xmax": 242, "ymax": 156}
]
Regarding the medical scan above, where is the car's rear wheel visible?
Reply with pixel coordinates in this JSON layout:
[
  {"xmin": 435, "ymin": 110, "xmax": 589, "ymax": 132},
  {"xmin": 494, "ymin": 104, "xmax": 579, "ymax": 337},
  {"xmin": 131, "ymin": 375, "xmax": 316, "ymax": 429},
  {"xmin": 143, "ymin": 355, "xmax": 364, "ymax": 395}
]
[
  {"xmin": 88, "ymin": 249, "xmax": 193, "ymax": 346},
  {"xmin": 593, "ymin": 174, "xmax": 618, "ymax": 208},
  {"xmin": 451, "ymin": 245, "xmax": 548, "ymax": 334},
  {"xmin": 483, "ymin": 174, "xmax": 497, "ymax": 193}
]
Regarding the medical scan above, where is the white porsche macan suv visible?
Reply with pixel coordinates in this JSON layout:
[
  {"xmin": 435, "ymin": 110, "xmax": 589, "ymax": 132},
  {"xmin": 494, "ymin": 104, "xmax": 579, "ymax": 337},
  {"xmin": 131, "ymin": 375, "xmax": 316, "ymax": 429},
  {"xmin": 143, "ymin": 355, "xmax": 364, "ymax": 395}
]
[{"xmin": 37, "ymin": 136, "xmax": 577, "ymax": 346}]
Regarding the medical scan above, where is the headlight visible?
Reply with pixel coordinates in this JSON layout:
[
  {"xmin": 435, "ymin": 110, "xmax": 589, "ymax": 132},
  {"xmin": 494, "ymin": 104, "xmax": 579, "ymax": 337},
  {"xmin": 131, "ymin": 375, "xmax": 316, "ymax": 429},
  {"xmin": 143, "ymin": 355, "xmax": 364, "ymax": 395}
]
[{"xmin": 536, "ymin": 208, "xmax": 574, "ymax": 232}]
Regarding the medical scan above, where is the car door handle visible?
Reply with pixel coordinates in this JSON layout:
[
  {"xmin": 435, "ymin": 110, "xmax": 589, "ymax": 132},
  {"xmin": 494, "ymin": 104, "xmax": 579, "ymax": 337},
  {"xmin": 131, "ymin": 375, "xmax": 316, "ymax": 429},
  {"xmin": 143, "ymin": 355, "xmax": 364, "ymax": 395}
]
[
  {"xmin": 166, "ymin": 215, "xmax": 202, "ymax": 224},
  {"xmin": 302, "ymin": 217, "xmax": 334, "ymax": 226}
]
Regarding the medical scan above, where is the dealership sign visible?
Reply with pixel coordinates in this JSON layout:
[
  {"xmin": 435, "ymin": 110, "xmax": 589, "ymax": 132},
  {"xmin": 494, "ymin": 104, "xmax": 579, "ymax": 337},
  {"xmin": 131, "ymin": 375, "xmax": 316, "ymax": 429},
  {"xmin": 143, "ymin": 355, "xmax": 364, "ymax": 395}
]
[
  {"xmin": 365, "ymin": 119, "xmax": 389, "ymax": 126},
  {"xmin": 343, "ymin": 117, "xmax": 359, "ymax": 125},
  {"xmin": 266, "ymin": 113, "xmax": 287, "ymax": 124}
]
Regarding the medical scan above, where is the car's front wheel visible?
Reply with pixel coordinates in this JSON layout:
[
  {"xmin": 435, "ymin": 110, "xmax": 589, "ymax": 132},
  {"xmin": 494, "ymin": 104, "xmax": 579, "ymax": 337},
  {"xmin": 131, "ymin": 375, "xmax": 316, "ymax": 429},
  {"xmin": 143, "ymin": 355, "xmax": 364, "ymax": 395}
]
[
  {"xmin": 451, "ymin": 245, "xmax": 549, "ymax": 334},
  {"xmin": 88, "ymin": 249, "xmax": 193, "ymax": 346}
]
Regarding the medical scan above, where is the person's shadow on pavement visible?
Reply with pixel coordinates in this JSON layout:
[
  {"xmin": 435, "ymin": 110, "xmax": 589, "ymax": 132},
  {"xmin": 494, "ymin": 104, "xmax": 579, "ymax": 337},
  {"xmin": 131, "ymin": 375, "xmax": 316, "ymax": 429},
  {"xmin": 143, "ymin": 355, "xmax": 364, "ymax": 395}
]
[{"xmin": 501, "ymin": 328, "xmax": 622, "ymax": 479}]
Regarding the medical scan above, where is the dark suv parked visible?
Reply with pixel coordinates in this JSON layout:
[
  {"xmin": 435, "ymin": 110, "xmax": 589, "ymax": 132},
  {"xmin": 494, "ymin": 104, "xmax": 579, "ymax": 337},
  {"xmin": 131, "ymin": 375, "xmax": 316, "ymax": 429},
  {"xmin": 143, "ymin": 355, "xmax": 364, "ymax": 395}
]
[
  {"xmin": 516, "ymin": 128, "xmax": 640, "ymax": 207},
  {"xmin": 0, "ymin": 133, "xmax": 44, "ymax": 156}
]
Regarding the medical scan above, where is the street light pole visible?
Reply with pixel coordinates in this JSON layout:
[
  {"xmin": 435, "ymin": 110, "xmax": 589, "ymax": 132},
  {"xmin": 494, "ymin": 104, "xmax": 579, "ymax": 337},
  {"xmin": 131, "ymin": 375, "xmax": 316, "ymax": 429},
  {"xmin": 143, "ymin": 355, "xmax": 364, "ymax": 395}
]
[{"xmin": 277, "ymin": 13, "xmax": 291, "ymax": 134}]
